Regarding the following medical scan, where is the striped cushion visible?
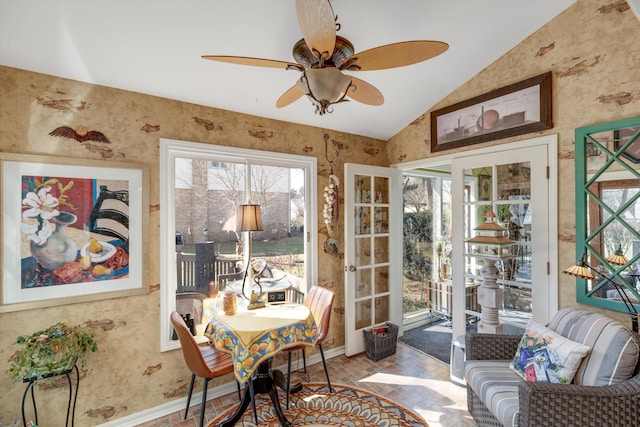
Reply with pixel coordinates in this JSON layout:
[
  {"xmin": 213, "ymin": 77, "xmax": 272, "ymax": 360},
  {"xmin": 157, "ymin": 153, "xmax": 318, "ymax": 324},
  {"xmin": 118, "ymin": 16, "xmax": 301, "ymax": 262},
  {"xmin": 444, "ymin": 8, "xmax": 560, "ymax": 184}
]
[
  {"xmin": 465, "ymin": 360, "xmax": 521, "ymax": 427},
  {"xmin": 548, "ymin": 307, "xmax": 639, "ymax": 386}
]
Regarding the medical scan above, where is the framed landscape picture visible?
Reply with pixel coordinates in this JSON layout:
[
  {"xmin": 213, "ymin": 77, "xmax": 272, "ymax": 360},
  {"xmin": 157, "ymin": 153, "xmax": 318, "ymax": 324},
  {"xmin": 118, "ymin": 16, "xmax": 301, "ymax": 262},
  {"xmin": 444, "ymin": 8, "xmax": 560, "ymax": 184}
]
[{"xmin": 0, "ymin": 152, "xmax": 149, "ymax": 312}]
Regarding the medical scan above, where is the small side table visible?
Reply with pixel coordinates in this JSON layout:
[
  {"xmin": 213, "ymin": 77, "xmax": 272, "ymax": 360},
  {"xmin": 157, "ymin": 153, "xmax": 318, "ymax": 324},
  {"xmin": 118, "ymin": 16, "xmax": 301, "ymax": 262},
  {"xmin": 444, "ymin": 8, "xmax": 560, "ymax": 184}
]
[{"xmin": 21, "ymin": 357, "xmax": 79, "ymax": 427}]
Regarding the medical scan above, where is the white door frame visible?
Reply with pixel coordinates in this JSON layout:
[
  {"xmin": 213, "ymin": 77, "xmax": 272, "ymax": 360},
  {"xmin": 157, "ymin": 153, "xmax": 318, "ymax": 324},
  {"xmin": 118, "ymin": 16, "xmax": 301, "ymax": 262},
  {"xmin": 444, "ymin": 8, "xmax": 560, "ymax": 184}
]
[{"xmin": 394, "ymin": 135, "xmax": 558, "ymax": 338}]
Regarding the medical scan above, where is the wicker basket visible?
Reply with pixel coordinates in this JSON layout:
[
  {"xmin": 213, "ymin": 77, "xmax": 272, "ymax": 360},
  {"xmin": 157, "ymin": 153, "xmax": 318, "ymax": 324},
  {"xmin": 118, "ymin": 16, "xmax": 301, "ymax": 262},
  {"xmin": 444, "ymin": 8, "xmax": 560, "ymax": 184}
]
[{"xmin": 363, "ymin": 322, "xmax": 399, "ymax": 361}]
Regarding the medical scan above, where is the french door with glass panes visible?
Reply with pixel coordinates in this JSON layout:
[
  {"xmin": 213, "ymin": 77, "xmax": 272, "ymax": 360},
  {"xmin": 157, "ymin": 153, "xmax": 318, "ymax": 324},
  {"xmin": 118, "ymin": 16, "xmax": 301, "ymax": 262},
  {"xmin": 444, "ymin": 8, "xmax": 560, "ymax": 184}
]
[
  {"xmin": 344, "ymin": 163, "xmax": 402, "ymax": 356},
  {"xmin": 449, "ymin": 137, "xmax": 557, "ymax": 338}
]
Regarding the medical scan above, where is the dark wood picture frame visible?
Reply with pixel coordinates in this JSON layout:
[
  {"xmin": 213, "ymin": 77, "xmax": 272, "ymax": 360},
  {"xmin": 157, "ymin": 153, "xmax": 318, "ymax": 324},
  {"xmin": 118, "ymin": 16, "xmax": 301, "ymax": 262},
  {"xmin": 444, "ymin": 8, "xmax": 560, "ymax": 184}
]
[
  {"xmin": 614, "ymin": 126, "xmax": 640, "ymax": 163},
  {"xmin": 478, "ymin": 174, "xmax": 491, "ymax": 201},
  {"xmin": 430, "ymin": 72, "xmax": 553, "ymax": 153}
]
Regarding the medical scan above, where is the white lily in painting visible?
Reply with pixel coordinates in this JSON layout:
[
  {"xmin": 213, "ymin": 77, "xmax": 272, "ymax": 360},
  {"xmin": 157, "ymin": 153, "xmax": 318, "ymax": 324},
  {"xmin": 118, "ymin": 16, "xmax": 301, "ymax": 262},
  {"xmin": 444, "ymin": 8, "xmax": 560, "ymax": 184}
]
[{"xmin": 21, "ymin": 185, "xmax": 60, "ymax": 245}]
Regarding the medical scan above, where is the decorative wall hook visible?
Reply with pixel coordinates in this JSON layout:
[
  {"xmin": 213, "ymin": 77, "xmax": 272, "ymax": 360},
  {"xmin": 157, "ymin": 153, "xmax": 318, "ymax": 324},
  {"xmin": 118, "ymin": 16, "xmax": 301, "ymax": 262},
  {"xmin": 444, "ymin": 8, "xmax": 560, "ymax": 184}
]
[{"xmin": 324, "ymin": 133, "xmax": 338, "ymax": 175}]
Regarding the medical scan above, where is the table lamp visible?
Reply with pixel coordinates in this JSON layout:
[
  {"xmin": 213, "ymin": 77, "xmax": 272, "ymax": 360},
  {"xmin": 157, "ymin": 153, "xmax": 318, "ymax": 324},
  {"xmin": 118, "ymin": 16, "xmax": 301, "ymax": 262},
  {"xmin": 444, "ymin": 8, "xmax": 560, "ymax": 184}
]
[
  {"xmin": 236, "ymin": 204, "xmax": 264, "ymax": 309},
  {"xmin": 563, "ymin": 252, "xmax": 638, "ymax": 332}
]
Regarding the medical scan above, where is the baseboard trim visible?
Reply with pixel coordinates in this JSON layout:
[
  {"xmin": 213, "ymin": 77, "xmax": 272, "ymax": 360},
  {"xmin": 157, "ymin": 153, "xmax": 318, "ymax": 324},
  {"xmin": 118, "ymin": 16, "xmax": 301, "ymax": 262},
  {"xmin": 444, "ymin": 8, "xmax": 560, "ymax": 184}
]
[{"xmin": 98, "ymin": 345, "xmax": 345, "ymax": 426}]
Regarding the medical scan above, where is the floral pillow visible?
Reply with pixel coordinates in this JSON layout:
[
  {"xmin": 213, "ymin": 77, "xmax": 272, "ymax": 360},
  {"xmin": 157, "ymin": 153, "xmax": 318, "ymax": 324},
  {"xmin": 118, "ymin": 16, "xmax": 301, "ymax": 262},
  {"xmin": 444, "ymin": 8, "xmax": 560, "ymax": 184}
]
[{"xmin": 510, "ymin": 320, "xmax": 591, "ymax": 384}]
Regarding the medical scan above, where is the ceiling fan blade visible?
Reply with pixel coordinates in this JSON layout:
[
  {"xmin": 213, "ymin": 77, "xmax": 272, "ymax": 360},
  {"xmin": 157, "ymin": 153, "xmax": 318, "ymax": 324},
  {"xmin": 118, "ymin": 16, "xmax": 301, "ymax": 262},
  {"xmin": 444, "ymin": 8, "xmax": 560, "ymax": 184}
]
[
  {"xmin": 276, "ymin": 85, "xmax": 305, "ymax": 108},
  {"xmin": 345, "ymin": 41, "xmax": 449, "ymax": 71},
  {"xmin": 202, "ymin": 55, "xmax": 300, "ymax": 70},
  {"xmin": 346, "ymin": 76, "xmax": 384, "ymax": 106},
  {"xmin": 296, "ymin": 0, "xmax": 336, "ymax": 61}
]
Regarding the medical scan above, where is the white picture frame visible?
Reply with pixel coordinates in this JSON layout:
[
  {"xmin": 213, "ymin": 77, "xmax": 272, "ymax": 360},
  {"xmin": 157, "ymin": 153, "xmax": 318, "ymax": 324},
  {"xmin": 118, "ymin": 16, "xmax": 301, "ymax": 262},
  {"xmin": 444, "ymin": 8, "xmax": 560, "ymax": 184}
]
[{"xmin": 0, "ymin": 152, "xmax": 149, "ymax": 312}]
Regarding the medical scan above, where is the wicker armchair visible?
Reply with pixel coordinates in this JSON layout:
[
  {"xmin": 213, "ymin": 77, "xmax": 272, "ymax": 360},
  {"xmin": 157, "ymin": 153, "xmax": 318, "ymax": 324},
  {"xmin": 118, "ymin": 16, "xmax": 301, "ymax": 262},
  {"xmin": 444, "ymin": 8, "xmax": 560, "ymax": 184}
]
[{"xmin": 465, "ymin": 331, "xmax": 640, "ymax": 427}]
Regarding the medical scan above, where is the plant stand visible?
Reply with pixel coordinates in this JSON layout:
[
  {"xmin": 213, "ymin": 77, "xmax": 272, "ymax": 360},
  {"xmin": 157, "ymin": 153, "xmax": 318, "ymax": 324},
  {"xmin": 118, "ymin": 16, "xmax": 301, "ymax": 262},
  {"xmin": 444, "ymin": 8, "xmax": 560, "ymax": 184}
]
[{"xmin": 21, "ymin": 357, "xmax": 79, "ymax": 427}]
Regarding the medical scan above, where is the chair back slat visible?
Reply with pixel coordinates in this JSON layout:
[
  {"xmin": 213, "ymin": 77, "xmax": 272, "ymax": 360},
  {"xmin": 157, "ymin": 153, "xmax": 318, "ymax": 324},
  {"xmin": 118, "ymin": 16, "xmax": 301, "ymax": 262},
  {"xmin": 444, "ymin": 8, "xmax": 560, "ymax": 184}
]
[
  {"xmin": 285, "ymin": 286, "xmax": 305, "ymax": 304},
  {"xmin": 88, "ymin": 185, "xmax": 129, "ymax": 242},
  {"xmin": 305, "ymin": 286, "xmax": 335, "ymax": 344}
]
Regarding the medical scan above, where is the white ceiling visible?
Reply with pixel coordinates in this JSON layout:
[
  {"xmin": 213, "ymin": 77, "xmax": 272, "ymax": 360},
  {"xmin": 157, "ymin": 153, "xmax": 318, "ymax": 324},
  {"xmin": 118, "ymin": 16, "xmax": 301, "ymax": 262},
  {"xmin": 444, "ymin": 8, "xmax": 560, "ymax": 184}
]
[{"xmin": 0, "ymin": 0, "xmax": 575, "ymax": 141}]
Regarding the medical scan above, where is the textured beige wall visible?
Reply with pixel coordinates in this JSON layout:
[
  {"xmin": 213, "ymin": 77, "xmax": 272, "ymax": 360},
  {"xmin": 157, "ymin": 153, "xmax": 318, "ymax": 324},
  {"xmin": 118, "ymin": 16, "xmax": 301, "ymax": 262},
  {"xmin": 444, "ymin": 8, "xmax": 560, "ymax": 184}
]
[
  {"xmin": 388, "ymin": 0, "xmax": 640, "ymax": 322},
  {"xmin": 2, "ymin": 0, "xmax": 640, "ymax": 423},
  {"xmin": 0, "ymin": 65, "xmax": 385, "ymax": 423}
]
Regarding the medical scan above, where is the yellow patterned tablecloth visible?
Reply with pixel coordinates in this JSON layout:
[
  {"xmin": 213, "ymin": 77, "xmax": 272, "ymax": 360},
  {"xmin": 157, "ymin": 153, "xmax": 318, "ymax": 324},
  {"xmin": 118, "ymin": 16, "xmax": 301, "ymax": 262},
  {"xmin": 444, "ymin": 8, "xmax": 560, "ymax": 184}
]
[{"xmin": 205, "ymin": 302, "xmax": 317, "ymax": 383}]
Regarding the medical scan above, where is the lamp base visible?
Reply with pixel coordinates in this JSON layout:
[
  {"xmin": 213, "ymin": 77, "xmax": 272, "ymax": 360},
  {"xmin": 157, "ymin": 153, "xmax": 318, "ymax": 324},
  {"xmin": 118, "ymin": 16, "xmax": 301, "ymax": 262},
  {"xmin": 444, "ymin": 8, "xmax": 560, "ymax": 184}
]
[
  {"xmin": 247, "ymin": 290, "xmax": 265, "ymax": 310},
  {"xmin": 247, "ymin": 300, "xmax": 265, "ymax": 310}
]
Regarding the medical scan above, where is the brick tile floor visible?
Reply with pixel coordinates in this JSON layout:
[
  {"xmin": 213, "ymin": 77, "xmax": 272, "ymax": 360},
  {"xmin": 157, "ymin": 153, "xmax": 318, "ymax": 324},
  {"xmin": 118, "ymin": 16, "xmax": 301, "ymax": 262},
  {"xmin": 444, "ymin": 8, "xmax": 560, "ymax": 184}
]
[{"xmin": 136, "ymin": 342, "xmax": 477, "ymax": 427}]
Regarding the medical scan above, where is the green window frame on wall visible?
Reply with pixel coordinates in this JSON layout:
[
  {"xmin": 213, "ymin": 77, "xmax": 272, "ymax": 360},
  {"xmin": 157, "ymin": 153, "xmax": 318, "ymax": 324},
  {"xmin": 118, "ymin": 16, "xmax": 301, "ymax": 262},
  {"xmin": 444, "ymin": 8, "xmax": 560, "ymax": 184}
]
[{"xmin": 574, "ymin": 116, "xmax": 640, "ymax": 315}]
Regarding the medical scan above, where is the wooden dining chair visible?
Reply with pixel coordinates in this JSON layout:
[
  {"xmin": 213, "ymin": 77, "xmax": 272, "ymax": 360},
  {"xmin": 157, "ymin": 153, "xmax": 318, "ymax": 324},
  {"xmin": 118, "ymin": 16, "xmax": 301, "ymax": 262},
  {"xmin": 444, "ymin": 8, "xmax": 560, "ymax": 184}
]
[
  {"xmin": 284, "ymin": 285, "xmax": 335, "ymax": 408},
  {"xmin": 170, "ymin": 311, "xmax": 253, "ymax": 427},
  {"xmin": 285, "ymin": 285, "xmax": 305, "ymax": 304}
]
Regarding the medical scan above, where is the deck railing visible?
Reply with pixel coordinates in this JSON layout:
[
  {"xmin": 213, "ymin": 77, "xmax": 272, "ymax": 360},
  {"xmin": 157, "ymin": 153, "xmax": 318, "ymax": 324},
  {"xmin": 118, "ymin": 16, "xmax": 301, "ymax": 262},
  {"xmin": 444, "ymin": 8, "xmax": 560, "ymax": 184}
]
[{"xmin": 176, "ymin": 242, "xmax": 239, "ymax": 295}]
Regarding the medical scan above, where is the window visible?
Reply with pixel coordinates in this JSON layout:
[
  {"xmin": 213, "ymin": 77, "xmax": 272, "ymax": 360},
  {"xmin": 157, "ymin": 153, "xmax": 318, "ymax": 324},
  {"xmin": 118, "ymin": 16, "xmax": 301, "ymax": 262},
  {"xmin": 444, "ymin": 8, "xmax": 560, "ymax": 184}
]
[
  {"xmin": 159, "ymin": 139, "xmax": 317, "ymax": 351},
  {"xmin": 175, "ymin": 158, "xmax": 192, "ymax": 189}
]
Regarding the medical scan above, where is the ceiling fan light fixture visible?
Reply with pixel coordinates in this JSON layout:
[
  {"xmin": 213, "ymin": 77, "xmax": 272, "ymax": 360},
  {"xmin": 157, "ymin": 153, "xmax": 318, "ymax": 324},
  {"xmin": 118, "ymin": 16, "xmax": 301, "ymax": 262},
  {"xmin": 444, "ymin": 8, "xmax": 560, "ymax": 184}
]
[
  {"xmin": 202, "ymin": 1, "xmax": 447, "ymax": 115},
  {"xmin": 297, "ymin": 68, "xmax": 352, "ymax": 115}
]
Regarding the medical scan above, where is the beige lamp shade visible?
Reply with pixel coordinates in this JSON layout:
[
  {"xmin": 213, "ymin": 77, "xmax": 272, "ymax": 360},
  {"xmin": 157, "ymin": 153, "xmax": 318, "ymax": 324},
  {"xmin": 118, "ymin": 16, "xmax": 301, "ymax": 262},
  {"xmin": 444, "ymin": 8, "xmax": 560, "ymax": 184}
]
[
  {"xmin": 563, "ymin": 252, "xmax": 639, "ymax": 333},
  {"xmin": 236, "ymin": 204, "xmax": 263, "ymax": 232},
  {"xmin": 562, "ymin": 261, "xmax": 596, "ymax": 280},
  {"xmin": 606, "ymin": 245, "xmax": 629, "ymax": 266}
]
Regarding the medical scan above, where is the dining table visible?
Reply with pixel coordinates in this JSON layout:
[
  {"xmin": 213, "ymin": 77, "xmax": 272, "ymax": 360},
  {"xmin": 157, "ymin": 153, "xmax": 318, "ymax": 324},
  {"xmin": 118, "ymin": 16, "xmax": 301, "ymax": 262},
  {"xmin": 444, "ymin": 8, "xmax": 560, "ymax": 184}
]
[{"xmin": 205, "ymin": 298, "xmax": 317, "ymax": 427}]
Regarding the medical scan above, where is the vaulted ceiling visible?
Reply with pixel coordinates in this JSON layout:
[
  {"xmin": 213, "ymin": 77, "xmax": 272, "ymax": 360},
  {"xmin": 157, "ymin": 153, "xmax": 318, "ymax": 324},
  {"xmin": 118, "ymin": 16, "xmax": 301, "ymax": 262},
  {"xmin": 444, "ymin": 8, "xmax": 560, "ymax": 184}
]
[{"xmin": 0, "ymin": 0, "xmax": 576, "ymax": 140}]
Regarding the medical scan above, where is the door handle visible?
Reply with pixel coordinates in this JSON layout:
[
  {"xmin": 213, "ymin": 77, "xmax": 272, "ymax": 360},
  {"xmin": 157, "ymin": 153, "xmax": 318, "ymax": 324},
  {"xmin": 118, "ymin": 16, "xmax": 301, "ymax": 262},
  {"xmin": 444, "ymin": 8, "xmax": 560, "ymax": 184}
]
[{"xmin": 345, "ymin": 265, "xmax": 357, "ymax": 272}]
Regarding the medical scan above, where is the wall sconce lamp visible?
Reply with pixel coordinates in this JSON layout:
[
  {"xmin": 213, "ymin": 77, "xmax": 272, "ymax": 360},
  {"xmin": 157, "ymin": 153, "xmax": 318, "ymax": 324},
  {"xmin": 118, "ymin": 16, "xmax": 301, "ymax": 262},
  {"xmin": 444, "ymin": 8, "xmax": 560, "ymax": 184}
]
[
  {"xmin": 236, "ymin": 204, "xmax": 264, "ymax": 308},
  {"xmin": 563, "ymin": 252, "xmax": 638, "ymax": 332}
]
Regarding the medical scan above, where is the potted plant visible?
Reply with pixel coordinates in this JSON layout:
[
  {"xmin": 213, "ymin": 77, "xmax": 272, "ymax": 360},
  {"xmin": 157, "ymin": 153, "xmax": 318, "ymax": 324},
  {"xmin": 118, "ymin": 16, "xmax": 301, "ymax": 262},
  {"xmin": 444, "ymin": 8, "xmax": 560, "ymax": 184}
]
[{"xmin": 8, "ymin": 322, "xmax": 98, "ymax": 382}]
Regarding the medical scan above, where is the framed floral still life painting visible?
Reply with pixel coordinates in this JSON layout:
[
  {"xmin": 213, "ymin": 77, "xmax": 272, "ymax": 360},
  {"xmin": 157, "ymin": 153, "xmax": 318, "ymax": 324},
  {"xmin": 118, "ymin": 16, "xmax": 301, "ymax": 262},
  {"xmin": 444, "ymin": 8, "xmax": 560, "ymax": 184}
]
[{"xmin": 0, "ymin": 153, "xmax": 149, "ymax": 312}]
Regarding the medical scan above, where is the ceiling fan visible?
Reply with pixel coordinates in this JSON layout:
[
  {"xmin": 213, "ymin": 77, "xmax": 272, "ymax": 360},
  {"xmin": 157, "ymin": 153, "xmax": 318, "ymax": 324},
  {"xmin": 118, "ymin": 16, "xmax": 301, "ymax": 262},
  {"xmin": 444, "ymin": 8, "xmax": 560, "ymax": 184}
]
[{"xmin": 202, "ymin": 0, "xmax": 448, "ymax": 115}]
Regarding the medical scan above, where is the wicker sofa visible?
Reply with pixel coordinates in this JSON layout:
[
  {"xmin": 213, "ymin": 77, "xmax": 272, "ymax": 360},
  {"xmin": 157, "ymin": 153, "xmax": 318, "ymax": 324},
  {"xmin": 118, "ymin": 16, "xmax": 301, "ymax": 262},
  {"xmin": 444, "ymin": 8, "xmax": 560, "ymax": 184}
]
[{"xmin": 465, "ymin": 307, "xmax": 640, "ymax": 427}]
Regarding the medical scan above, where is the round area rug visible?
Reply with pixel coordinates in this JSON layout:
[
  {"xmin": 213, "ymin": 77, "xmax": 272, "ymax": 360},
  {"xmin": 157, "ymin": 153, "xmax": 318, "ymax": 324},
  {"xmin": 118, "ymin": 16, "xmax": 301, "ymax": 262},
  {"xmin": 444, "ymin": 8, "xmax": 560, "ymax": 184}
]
[{"xmin": 209, "ymin": 383, "xmax": 427, "ymax": 427}]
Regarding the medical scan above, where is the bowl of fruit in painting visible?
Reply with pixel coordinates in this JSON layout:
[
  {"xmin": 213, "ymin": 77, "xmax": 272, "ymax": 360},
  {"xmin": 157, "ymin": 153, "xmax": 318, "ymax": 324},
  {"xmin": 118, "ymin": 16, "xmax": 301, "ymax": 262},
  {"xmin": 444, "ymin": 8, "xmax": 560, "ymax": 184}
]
[{"xmin": 81, "ymin": 237, "xmax": 117, "ymax": 263}]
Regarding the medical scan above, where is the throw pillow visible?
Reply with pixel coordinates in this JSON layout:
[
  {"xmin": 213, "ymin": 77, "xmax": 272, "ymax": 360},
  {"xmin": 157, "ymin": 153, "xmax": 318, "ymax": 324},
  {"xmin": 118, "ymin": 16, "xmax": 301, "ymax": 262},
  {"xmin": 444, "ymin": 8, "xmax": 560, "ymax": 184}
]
[{"xmin": 510, "ymin": 320, "xmax": 591, "ymax": 384}]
